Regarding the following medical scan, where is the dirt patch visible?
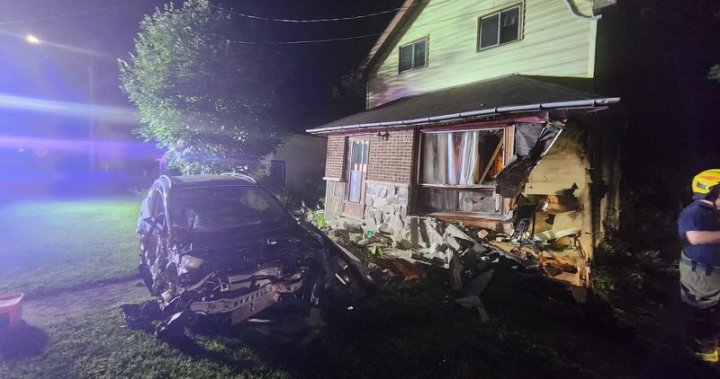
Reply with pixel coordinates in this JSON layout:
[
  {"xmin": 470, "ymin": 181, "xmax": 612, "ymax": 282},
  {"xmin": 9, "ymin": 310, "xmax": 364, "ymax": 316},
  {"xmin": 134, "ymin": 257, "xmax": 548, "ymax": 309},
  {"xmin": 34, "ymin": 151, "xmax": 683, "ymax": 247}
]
[{"xmin": 21, "ymin": 278, "xmax": 152, "ymax": 326}]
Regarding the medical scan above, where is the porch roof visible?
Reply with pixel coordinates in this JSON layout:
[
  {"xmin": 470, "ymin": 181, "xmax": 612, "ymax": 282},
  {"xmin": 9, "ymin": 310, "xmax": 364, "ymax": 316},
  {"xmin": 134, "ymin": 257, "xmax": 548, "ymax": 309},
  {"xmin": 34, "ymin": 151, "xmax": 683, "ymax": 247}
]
[{"xmin": 307, "ymin": 75, "xmax": 619, "ymax": 134}]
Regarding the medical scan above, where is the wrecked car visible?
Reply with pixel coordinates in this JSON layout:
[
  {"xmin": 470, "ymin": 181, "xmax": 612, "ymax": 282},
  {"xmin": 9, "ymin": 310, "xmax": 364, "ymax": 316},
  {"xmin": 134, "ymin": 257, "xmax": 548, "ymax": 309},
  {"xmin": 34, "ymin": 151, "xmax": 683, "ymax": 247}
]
[{"xmin": 136, "ymin": 173, "xmax": 370, "ymax": 335}]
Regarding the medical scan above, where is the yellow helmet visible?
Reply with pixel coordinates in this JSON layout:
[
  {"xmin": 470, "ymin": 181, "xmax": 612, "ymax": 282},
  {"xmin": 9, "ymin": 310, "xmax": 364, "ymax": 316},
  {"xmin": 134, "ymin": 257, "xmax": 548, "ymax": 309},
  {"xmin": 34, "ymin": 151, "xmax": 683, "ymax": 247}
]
[{"xmin": 692, "ymin": 169, "xmax": 720, "ymax": 196}]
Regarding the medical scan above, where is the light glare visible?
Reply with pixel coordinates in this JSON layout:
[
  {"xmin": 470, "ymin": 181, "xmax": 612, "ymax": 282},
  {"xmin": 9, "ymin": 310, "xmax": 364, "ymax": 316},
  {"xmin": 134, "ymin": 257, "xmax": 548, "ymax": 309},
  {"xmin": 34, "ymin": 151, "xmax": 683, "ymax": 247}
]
[
  {"xmin": 0, "ymin": 93, "xmax": 138, "ymax": 124},
  {"xmin": 25, "ymin": 34, "xmax": 41, "ymax": 45}
]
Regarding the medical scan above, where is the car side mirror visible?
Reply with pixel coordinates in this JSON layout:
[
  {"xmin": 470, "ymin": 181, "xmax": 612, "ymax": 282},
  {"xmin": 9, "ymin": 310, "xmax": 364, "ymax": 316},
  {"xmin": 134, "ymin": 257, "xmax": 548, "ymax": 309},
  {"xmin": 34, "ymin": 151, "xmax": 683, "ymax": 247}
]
[{"xmin": 290, "ymin": 209, "xmax": 304, "ymax": 218}]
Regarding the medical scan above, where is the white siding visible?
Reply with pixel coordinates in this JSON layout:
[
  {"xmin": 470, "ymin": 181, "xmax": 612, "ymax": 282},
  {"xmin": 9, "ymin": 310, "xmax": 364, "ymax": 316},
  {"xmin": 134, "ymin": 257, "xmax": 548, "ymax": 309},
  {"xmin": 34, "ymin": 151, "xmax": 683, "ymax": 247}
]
[{"xmin": 368, "ymin": 0, "xmax": 598, "ymax": 108}]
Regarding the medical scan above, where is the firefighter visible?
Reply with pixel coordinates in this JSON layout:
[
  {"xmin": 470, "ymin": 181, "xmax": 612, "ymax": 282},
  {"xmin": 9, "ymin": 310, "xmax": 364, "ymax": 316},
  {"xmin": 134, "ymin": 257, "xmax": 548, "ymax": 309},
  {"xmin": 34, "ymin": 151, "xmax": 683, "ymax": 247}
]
[{"xmin": 679, "ymin": 169, "xmax": 720, "ymax": 363}]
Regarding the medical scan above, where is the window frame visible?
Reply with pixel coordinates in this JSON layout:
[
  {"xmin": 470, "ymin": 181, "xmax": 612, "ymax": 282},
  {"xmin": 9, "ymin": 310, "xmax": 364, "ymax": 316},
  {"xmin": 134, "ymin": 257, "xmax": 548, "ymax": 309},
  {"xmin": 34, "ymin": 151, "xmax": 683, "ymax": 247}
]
[
  {"xmin": 476, "ymin": 4, "xmax": 523, "ymax": 52},
  {"xmin": 416, "ymin": 125, "xmax": 515, "ymax": 217},
  {"xmin": 418, "ymin": 127, "xmax": 507, "ymax": 189},
  {"xmin": 344, "ymin": 137, "xmax": 370, "ymax": 205},
  {"xmin": 398, "ymin": 36, "xmax": 429, "ymax": 73}
]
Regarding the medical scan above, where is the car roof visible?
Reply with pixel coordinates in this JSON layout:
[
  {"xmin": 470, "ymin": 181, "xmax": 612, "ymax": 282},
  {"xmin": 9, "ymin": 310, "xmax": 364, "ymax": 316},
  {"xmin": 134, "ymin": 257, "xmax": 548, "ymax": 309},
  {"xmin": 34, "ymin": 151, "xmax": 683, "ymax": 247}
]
[{"xmin": 159, "ymin": 174, "xmax": 258, "ymax": 191}]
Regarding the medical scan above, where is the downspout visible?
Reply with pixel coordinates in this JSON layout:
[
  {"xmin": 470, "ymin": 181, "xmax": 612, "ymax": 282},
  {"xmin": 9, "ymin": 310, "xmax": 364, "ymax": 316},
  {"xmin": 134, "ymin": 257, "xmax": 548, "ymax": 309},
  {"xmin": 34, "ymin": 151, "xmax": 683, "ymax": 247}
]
[{"xmin": 563, "ymin": 0, "xmax": 602, "ymax": 20}]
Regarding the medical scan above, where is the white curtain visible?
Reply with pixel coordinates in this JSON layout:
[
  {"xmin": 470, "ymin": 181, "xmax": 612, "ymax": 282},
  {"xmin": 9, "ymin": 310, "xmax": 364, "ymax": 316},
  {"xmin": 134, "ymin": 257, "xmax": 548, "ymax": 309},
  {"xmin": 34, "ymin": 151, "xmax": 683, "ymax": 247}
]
[
  {"xmin": 459, "ymin": 131, "xmax": 479, "ymax": 185},
  {"xmin": 447, "ymin": 131, "xmax": 478, "ymax": 185},
  {"xmin": 447, "ymin": 133, "xmax": 458, "ymax": 184},
  {"xmin": 421, "ymin": 134, "xmax": 448, "ymax": 184},
  {"xmin": 422, "ymin": 131, "xmax": 479, "ymax": 185}
]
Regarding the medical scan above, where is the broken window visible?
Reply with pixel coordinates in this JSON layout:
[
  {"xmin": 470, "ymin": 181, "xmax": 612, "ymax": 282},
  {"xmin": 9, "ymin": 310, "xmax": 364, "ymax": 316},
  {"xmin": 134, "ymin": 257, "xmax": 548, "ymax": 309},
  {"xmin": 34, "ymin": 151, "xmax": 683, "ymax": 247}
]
[
  {"xmin": 399, "ymin": 38, "xmax": 428, "ymax": 73},
  {"xmin": 421, "ymin": 129, "xmax": 504, "ymax": 186},
  {"xmin": 419, "ymin": 129, "xmax": 505, "ymax": 215},
  {"xmin": 478, "ymin": 5, "xmax": 521, "ymax": 50}
]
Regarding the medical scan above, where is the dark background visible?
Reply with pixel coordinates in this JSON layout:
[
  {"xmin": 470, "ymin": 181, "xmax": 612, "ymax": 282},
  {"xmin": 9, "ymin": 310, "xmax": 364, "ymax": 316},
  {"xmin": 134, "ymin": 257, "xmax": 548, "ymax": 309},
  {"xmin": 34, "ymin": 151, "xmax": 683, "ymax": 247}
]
[
  {"xmin": 0, "ymin": 0, "xmax": 405, "ymax": 129},
  {"xmin": 596, "ymin": 1, "xmax": 720, "ymax": 252}
]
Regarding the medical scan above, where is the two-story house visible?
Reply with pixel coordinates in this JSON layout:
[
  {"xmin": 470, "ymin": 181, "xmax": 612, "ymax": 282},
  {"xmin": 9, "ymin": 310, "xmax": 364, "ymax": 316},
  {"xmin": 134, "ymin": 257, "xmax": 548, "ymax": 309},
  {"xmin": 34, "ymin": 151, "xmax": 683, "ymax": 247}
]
[{"xmin": 307, "ymin": 0, "xmax": 620, "ymax": 286}]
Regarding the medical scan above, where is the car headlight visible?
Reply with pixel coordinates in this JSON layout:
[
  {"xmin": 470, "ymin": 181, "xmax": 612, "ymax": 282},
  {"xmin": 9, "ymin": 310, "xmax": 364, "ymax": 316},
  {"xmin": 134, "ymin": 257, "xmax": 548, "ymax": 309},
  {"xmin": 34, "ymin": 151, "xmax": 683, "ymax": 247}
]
[{"xmin": 180, "ymin": 255, "xmax": 204, "ymax": 270}]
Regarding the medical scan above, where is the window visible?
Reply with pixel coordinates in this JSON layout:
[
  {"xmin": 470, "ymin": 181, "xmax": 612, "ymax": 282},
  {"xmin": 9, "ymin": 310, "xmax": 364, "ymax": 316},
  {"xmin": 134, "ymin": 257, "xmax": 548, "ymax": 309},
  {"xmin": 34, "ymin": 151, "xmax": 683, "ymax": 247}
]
[
  {"xmin": 151, "ymin": 190, "xmax": 165, "ymax": 218},
  {"xmin": 419, "ymin": 129, "xmax": 506, "ymax": 214},
  {"xmin": 346, "ymin": 139, "xmax": 369, "ymax": 204},
  {"xmin": 399, "ymin": 38, "xmax": 428, "ymax": 72},
  {"xmin": 168, "ymin": 187, "xmax": 290, "ymax": 232},
  {"xmin": 478, "ymin": 5, "xmax": 521, "ymax": 50}
]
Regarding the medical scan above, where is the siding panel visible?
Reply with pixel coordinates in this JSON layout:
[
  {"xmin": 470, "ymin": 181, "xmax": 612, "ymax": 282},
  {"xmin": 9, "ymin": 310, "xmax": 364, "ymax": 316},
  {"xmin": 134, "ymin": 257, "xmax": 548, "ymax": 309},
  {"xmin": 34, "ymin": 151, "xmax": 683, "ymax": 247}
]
[{"xmin": 368, "ymin": 0, "xmax": 597, "ymax": 108}]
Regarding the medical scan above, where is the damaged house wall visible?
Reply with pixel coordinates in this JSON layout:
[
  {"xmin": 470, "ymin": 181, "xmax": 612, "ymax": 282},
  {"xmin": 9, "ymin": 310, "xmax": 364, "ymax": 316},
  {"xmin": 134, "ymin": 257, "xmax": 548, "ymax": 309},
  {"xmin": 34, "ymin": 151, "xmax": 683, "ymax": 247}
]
[
  {"xmin": 318, "ymin": 120, "xmax": 616, "ymax": 287},
  {"xmin": 310, "ymin": 0, "xmax": 622, "ymax": 287},
  {"xmin": 523, "ymin": 124, "xmax": 594, "ymax": 260}
]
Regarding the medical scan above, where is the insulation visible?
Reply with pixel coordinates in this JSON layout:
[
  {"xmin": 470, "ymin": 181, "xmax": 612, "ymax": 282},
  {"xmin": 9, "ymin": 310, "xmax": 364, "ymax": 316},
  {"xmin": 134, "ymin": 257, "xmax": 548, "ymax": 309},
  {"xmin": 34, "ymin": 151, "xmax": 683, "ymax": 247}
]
[{"xmin": 495, "ymin": 122, "xmax": 563, "ymax": 198}]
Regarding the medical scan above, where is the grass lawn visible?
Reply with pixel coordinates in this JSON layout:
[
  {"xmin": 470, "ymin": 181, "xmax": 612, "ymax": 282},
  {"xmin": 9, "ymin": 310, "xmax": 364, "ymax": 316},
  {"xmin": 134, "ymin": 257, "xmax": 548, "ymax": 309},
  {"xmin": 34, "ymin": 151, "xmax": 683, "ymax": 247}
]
[
  {"xmin": 0, "ymin": 198, "xmax": 141, "ymax": 297},
  {"xmin": 3, "ymin": 276, "xmax": 718, "ymax": 379},
  {"xmin": 0, "ymin": 308, "xmax": 289, "ymax": 379},
  {"xmin": 0, "ymin": 197, "xmax": 288, "ymax": 378}
]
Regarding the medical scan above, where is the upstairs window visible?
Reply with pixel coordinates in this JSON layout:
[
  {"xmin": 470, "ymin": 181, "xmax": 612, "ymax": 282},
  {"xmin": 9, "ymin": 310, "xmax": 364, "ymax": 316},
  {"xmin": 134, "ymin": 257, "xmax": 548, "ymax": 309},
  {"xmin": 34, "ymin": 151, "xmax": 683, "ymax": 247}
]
[
  {"xmin": 399, "ymin": 38, "xmax": 428, "ymax": 73},
  {"xmin": 478, "ymin": 5, "xmax": 521, "ymax": 50}
]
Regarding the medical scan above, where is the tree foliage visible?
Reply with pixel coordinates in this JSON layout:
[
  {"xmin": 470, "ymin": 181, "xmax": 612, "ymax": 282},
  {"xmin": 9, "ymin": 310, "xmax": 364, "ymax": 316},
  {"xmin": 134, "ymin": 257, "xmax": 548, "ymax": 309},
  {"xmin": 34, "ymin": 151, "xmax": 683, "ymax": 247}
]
[
  {"xmin": 710, "ymin": 64, "xmax": 720, "ymax": 83},
  {"xmin": 120, "ymin": 0, "xmax": 285, "ymax": 173},
  {"xmin": 329, "ymin": 69, "xmax": 366, "ymax": 120}
]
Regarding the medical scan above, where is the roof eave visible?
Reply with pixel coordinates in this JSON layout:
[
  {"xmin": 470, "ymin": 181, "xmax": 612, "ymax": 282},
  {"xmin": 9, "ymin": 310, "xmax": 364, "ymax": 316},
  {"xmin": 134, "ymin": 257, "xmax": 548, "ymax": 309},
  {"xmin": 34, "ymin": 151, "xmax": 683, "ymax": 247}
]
[{"xmin": 306, "ymin": 97, "xmax": 620, "ymax": 134}]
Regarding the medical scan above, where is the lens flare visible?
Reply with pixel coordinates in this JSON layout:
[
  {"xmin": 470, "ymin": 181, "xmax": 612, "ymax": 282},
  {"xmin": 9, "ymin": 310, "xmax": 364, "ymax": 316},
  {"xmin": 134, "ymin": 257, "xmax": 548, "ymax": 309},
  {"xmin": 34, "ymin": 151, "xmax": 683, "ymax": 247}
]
[
  {"xmin": 0, "ymin": 135, "xmax": 159, "ymax": 157},
  {"xmin": 0, "ymin": 93, "xmax": 138, "ymax": 123}
]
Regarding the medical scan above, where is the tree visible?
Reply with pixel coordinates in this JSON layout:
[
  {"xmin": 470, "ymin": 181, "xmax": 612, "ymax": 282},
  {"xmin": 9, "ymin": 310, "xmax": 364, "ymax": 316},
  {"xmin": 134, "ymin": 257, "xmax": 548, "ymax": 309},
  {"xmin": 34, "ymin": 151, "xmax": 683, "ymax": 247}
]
[
  {"xmin": 329, "ymin": 69, "xmax": 366, "ymax": 120},
  {"xmin": 120, "ymin": 0, "xmax": 285, "ymax": 173}
]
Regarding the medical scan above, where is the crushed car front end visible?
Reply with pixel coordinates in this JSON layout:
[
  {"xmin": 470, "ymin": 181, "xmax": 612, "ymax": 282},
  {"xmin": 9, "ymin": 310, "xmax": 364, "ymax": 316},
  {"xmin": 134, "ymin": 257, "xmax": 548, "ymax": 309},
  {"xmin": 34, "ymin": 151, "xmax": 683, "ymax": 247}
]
[
  {"xmin": 157, "ymin": 229, "xmax": 326, "ymax": 324},
  {"xmin": 136, "ymin": 175, "xmax": 368, "ymax": 335}
]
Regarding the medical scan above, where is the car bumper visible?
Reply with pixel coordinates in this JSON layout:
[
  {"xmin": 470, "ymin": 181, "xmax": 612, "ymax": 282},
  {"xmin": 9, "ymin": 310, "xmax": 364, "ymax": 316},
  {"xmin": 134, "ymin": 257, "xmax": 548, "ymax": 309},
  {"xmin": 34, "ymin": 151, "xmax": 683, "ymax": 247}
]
[{"xmin": 188, "ymin": 279, "xmax": 304, "ymax": 324}]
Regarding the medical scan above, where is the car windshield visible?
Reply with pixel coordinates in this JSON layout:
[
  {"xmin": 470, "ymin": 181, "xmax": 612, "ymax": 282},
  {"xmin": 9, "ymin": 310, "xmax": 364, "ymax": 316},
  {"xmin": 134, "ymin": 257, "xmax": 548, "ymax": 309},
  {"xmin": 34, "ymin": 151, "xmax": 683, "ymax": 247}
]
[{"xmin": 167, "ymin": 186, "xmax": 289, "ymax": 232}]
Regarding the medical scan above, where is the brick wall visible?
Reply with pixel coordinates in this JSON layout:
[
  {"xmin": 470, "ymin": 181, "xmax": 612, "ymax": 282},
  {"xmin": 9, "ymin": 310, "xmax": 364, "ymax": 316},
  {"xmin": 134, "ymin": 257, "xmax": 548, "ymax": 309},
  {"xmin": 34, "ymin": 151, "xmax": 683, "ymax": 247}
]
[
  {"xmin": 367, "ymin": 129, "xmax": 416, "ymax": 184},
  {"xmin": 325, "ymin": 135, "xmax": 346, "ymax": 179}
]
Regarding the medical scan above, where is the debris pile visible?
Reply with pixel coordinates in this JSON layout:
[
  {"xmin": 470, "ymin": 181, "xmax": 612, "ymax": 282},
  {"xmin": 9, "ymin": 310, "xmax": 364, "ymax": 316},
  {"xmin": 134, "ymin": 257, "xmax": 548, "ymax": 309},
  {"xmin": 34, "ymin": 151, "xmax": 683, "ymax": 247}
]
[
  {"xmin": 323, "ymin": 215, "xmax": 589, "ymax": 317},
  {"xmin": 329, "ymin": 217, "xmax": 584, "ymax": 274}
]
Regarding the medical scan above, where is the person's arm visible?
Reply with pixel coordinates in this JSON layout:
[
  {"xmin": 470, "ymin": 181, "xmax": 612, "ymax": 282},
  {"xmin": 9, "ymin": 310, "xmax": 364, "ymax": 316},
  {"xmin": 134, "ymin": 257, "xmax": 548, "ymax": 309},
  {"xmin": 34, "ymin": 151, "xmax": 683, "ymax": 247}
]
[{"xmin": 686, "ymin": 231, "xmax": 720, "ymax": 245}]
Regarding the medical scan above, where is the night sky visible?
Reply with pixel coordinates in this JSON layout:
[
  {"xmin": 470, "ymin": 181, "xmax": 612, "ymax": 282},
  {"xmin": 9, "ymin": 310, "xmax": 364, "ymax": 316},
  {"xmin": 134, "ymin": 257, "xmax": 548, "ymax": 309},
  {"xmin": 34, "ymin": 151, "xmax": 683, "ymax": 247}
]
[
  {"xmin": 0, "ymin": 0, "xmax": 403, "ymax": 190},
  {"xmin": 0, "ymin": 0, "xmax": 403, "ymax": 129}
]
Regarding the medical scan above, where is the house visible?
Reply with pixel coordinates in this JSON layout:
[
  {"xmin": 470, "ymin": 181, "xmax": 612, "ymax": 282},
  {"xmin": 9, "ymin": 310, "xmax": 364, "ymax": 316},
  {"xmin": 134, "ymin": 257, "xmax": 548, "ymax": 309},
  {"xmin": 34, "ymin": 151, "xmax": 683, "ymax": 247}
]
[
  {"xmin": 257, "ymin": 133, "xmax": 327, "ymax": 205},
  {"xmin": 307, "ymin": 0, "xmax": 621, "ymax": 286}
]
